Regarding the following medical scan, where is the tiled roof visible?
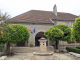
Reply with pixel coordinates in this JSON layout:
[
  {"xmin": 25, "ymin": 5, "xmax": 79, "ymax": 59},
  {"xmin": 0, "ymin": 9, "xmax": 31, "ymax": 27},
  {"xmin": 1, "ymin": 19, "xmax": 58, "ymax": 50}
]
[{"xmin": 10, "ymin": 10, "xmax": 78, "ymax": 23}]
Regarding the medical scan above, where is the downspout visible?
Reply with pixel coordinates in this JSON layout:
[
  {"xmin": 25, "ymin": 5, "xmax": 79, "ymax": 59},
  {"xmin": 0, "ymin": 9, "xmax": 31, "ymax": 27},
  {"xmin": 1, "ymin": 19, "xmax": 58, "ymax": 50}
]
[{"xmin": 50, "ymin": 19, "xmax": 54, "ymax": 23}]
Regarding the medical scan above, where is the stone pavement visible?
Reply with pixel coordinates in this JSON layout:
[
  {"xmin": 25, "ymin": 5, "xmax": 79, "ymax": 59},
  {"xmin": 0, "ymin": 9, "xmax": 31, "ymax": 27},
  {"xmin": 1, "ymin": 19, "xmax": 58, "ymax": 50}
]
[
  {"xmin": 4, "ymin": 53, "xmax": 78, "ymax": 60},
  {"xmin": 53, "ymin": 53, "xmax": 78, "ymax": 60},
  {"xmin": 12, "ymin": 47, "xmax": 54, "ymax": 53}
]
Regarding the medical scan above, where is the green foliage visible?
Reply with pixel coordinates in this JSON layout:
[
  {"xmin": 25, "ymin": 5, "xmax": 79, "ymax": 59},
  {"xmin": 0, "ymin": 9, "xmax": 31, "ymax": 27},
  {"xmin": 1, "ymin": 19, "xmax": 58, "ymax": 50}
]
[
  {"xmin": 0, "ymin": 31, "xmax": 3, "ymax": 38},
  {"xmin": 0, "ymin": 11, "xmax": 10, "ymax": 42},
  {"xmin": 55, "ymin": 50, "xmax": 59, "ymax": 53},
  {"xmin": 44, "ymin": 24, "xmax": 71, "ymax": 43},
  {"xmin": 44, "ymin": 28, "xmax": 64, "ymax": 43},
  {"xmin": 71, "ymin": 16, "xmax": 80, "ymax": 42},
  {"xmin": 30, "ymin": 44, "xmax": 33, "ymax": 47},
  {"xmin": 2, "ymin": 24, "xmax": 30, "ymax": 44},
  {"xmin": 0, "ymin": 37, "xmax": 5, "ymax": 44},
  {"xmin": 53, "ymin": 24, "xmax": 71, "ymax": 42},
  {"xmin": 66, "ymin": 47, "xmax": 80, "ymax": 54},
  {"xmin": 76, "ymin": 46, "xmax": 80, "ymax": 49}
]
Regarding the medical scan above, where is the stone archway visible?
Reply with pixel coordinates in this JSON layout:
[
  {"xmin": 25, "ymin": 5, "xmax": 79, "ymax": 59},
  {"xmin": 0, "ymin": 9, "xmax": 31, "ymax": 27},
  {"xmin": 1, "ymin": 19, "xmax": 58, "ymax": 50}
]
[{"xmin": 35, "ymin": 32, "xmax": 48, "ymax": 46}]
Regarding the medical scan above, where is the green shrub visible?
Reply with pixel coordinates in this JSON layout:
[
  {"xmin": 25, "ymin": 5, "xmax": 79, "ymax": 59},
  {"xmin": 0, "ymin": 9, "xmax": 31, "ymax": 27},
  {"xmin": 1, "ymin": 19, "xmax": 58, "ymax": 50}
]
[
  {"xmin": 55, "ymin": 50, "xmax": 59, "ymax": 53},
  {"xmin": 76, "ymin": 46, "xmax": 80, "ymax": 49},
  {"xmin": 0, "ymin": 45, "xmax": 4, "ymax": 52},
  {"xmin": 71, "ymin": 16, "xmax": 80, "ymax": 42},
  {"xmin": 2, "ymin": 24, "xmax": 30, "ymax": 53},
  {"xmin": 66, "ymin": 47, "xmax": 80, "ymax": 54},
  {"xmin": 30, "ymin": 44, "xmax": 33, "ymax": 47}
]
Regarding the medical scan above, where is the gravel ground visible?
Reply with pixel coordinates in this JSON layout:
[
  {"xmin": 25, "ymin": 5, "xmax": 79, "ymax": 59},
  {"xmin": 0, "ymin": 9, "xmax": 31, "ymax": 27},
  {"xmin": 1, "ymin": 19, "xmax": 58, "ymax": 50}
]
[{"xmin": 0, "ymin": 52, "xmax": 78, "ymax": 60}]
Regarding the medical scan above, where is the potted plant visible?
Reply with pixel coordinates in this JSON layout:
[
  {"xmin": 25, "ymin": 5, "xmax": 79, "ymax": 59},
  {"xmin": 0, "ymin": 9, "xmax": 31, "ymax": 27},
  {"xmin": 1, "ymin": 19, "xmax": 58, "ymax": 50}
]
[
  {"xmin": 30, "ymin": 44, "xmax": 33, "ymax": 47},
  {"xmin": 72, "ymin": 41, "xmax": 75, "ymax": 43},
  {"xmin": 9, "ymin": 52, "xmax": 14, "ymax": 56},
  {"xmin": 70, "ymin": 41, "xmax": 72, "ymax": 43},
  {"xmin": 59, "ymin": 50, "xmax": 65, "ymax": 53},
  {"xmin": 76, "ymin": 41, "xmax": 80, "ymax": 43},
  {"xmin": 55, "ymin": 50, "xmax": 59, "ymax": 53}
]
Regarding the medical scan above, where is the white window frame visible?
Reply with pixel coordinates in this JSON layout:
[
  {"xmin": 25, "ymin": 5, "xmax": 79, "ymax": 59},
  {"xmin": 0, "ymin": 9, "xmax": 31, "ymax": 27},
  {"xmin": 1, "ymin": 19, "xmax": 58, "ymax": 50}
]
[
  {"xmin": 65, "ymin": 22, "xmax": 69, "ymax": 26},
  {"xmin": 71, "ymin": 22, "xmax": 74, "ymax": 27}
]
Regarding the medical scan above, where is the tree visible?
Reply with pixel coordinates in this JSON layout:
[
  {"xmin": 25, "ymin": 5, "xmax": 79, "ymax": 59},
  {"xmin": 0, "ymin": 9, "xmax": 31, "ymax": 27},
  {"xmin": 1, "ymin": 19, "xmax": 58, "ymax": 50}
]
[
  {"xmin": 44, "ymin": 28, "xmax": 64, "ymax": 50},
  {"xmin": 0, "ymin": 11, "xmax": 11, "ymax": 53},
  {"xmin": 53, "ymin": 24, "xmax": 71, "ymax": 42},
  {"xmin": 44, "ymin": 24, "xmax": 71, "ymax": 50},
  {"xmin": 0, "ymin": 31, "xmax": 3, "ymax": 38},
  {"xmin": 2, "ymin": 24, "xmax": 30, "ymax": 54},
  {"xmin": 0, "ymin": 11, "xmax": 10, "ymax": 39},
  {"xmin": 71, "ymin": 16, "xmax": 80, "ymax": 42}
]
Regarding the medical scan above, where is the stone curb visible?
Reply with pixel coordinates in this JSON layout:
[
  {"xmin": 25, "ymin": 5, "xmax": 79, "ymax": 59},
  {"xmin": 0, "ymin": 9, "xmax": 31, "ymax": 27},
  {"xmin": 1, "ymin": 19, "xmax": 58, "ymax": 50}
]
[
  {"xmin": 69, "ymin": 52, "xmax": 80, "ymax": 58},
  {"xmin": 0, "ymin": 56, "xmax": 7, "ymax": 60}
]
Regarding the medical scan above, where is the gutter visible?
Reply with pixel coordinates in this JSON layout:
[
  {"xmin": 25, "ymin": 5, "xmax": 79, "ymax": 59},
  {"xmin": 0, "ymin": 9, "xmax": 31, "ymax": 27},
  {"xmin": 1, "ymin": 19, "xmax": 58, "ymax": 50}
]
[
  {"xmin": 51, "ymin": 19, "xmax": 75, "ymax": 21},
  {"xmin": 9, "ymin": 21, "xmax": 54, "ymax": 24}
]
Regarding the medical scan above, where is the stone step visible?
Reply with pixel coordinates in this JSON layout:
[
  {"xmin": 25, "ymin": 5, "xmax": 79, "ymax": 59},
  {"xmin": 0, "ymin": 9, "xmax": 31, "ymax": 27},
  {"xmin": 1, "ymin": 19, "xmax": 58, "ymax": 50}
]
[{"xmin": 12, "ymin": 47, "xmax": 54, "ymax": 53}]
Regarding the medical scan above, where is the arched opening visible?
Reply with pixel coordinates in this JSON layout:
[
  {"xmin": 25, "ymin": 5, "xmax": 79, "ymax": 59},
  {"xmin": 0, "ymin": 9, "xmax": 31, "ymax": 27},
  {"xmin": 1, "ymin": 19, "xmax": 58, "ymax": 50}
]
[{"xmin": 35, "ymin": 32, "xmax": 48, "ymax": 46}]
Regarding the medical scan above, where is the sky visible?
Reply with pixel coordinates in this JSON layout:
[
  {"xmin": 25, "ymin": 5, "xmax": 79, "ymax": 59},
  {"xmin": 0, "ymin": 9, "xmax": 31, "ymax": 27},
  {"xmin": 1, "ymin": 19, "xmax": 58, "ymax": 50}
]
[{"xmin": 0, "ymin": 0, "xmax": 80, "ymax": 18}]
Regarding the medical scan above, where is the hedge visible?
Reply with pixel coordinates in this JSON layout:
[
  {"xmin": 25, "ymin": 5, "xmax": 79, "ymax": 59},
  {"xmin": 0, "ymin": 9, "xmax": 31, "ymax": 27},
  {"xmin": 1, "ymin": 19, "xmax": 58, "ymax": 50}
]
[
  {"xmin": 0, "ymin": 45, "xmax": 4, "ymax": 52},
  {"xmin": 76, "ymin": 46, "xmax": 80, "ymax": 49},
  {"xmin": 66, "ymin": 47, "xmax": 80, "ymax": 54}
]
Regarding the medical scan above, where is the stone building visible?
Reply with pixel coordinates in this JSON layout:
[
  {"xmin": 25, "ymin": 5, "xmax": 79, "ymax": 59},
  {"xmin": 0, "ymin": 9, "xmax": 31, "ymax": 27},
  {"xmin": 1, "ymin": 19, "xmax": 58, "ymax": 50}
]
[{"xmin": 10, "ymin": 5, "xmax": 79, "ymax": 48}]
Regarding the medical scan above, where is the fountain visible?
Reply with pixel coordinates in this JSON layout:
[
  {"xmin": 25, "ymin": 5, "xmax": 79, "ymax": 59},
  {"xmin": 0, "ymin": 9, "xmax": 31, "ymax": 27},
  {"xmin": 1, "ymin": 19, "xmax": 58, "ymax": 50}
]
[{"xmin": 33, "ymin": 38, "xmax": 54, "ymax": 60}]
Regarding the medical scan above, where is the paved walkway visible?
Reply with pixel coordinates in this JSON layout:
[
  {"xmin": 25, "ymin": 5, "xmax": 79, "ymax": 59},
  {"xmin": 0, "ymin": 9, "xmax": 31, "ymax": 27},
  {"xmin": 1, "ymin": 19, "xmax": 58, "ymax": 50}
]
[{"xmin": 4, "ymin": 53, "xmax": 78, "ymax": 60}]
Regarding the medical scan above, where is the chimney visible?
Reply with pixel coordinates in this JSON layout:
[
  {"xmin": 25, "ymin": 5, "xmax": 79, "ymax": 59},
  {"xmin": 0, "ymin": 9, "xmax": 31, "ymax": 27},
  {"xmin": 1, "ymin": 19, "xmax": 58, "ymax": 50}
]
[{"xmin": 53, "ymin": 4, "xmax": 57, "ymax": 16}]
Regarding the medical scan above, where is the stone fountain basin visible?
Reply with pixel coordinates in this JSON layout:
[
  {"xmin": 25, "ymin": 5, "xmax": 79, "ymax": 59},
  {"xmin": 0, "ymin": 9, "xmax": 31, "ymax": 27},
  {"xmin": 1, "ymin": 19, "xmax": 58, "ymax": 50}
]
[
  {"xmin": 33, "ymin": 51, "xmax": 54, "ymax": 60},
  {"xmin": 33, "ymin": 51, "xmax": 53, "ymax": 55}
]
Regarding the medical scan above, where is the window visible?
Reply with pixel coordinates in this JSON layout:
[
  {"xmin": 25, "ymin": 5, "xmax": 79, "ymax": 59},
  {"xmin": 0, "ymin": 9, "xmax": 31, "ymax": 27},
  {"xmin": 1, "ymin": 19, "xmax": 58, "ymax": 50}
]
[
  {"xmin": 71, "ymin": 22, "xmax": 74, "ymax": 27},
  {"xmin": 65, "ymin": 22, "xmax": 69, "ymax": 26}
]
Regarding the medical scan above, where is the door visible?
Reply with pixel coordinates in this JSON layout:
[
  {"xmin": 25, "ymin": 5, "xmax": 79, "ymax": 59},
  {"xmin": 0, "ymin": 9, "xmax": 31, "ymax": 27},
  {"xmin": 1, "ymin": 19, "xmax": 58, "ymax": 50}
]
[
  {"xmin": 35, "ymin": 37, "xmax": 41, "ymax": 46},
  {"xmin": 17, "ymin": 41, "xmax": 25, "ymax": 47}
]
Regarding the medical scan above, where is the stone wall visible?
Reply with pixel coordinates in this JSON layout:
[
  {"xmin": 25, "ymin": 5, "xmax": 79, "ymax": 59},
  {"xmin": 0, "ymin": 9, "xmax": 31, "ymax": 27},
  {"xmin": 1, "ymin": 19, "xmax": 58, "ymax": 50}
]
[
  {"xmin": 57, "ymin": 20, "xmax": 74, "ymax": 27},
  {"xmin": 11, "ymin": 20, "xmax": 79, "ymax": 47},
  {"xmin": 11, "ymin": 22, "xmax": 54, "ymax": 46}
]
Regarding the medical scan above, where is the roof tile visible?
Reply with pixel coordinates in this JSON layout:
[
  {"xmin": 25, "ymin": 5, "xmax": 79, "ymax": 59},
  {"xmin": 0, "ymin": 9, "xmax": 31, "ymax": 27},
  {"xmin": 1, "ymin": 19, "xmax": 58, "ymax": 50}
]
[{"xmin": 10, "ymin": 10, "xmax": 78, "ymax": 23}]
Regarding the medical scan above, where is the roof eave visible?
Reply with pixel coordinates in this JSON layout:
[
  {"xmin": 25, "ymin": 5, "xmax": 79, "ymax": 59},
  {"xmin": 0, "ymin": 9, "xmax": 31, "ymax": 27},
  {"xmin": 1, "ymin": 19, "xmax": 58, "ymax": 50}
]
[
  {"xmin": 50, "ymin": 19, "xmax": 75, "ymax": 21},
  {"xmin": 10, "ymin": 21, "xmax": 54, "ymax": 24}
]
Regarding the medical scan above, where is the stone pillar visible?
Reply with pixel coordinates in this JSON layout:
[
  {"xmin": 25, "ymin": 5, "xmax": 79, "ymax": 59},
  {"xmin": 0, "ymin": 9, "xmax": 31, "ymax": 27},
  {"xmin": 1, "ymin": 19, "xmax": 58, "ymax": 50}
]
[
  {"xmin": 38, "ymin": 38, "xmax": 47, "ymax": 53},
  {"xmin": 3, "ymin": 43, "xmax": 7, "ymax": 53},
  {"xmin": 48, "ymin": 39, "xmax": 49, "ymax": 46}
]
